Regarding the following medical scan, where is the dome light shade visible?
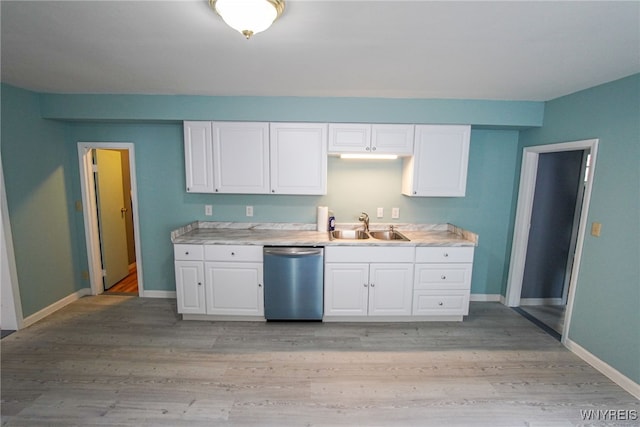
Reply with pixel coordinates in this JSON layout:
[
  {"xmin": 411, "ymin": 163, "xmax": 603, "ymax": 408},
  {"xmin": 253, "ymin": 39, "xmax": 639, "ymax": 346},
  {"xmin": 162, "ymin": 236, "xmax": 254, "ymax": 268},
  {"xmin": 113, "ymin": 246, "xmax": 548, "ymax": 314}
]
[{"xmin": 210, "ymin": 0, "xmax": 285, "ymax": 39}]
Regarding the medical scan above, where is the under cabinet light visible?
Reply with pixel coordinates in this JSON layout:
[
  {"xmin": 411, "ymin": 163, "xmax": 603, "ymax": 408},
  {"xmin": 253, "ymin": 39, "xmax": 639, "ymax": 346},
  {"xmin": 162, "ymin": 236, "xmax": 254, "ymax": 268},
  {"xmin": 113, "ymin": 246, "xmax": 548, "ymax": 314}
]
[{"xmin": 340, "ymin": 154, "xmax": 398, "ymax": 160}]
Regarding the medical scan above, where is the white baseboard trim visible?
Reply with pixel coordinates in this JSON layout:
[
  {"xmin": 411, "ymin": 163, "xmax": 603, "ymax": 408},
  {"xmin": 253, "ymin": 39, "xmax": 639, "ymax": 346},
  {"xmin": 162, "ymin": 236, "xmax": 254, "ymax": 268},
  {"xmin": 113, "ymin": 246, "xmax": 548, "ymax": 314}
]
[
  {"xmin": 142, "ymin": 290, "xmax": 176, "ymax": 299},
  {"xmin": 564, "ymin": 338, "xmax": 640, "ymax": 400},
  {"xmin": 470, "ymin": 294, "xmax": 501, "ymax": 302},
  {"xmin": 22, "ymin": 288, "xmax": 91, "ymax": 328},
  {"xmin": 520, "ymin": 297, "xmax": 563, "ymax": 306}
]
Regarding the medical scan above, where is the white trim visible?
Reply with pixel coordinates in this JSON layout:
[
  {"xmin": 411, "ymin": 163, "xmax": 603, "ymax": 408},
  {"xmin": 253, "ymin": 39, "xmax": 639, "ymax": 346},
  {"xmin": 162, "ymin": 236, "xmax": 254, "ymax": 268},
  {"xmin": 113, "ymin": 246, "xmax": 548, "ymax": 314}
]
[
  {"xmin": 519, "ymin": 298, "xmax": 563, "ymax": 306},
  {"xmin": 505, "ymin": 139, "xmax": 599, "ymax": 345},
  {"xmin": 470, "ymin": 294, "xmax": 501, "ymax": 302},
  {"xmin": 77, "ymin": 143, "xmax": 144, "ymax": 297},
  {"xmin": 22, "ymin": 288, "xmax": 91, "ymax": 328},
  {"xmin": 565, "ymin": 338, "xmax": 640, "ymax": 400},
  {"xmin": 142, "ymin": 290, "xmax": 177, "ymax": 299},
  {"xmin": 0, "ymin": 157, "xmax": 24, "ymax": 330}
]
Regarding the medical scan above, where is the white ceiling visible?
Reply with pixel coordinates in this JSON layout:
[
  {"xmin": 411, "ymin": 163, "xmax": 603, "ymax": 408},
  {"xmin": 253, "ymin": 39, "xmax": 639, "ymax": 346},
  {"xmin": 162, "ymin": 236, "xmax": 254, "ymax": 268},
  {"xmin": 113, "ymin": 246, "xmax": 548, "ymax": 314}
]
[{"xmin": 1, "ymin": 1, "xmax": 639, "ymax": 101}]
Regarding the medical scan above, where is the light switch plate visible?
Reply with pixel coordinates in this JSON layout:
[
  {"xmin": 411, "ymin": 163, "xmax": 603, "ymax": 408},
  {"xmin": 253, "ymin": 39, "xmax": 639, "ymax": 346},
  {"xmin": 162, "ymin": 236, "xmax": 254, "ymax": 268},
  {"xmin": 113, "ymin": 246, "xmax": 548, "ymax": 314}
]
[
  {"xmin": 246, "ymin": 206, "xmax": 254, "ymax": 217},
  {"xmin": 391, "ymin": 207, "xmax": 400, "ymax": 219},
  {"xmin": 377, "ymin": 207, "xmax": 384, "ymax": 218},
  {"xmin": 205, "ymin": 205, "xmax": 213, "ymax": 216}
]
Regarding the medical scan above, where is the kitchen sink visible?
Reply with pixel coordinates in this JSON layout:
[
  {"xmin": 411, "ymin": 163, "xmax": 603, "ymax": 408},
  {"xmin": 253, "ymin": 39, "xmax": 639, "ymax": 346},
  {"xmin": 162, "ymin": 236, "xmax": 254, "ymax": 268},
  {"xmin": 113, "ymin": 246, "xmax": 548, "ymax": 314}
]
[
  {"xmin": 329, "ymin": 230, "xmax": 369, "ymax": 240},
  {"xmin": 369, "ymin": 230, "xmax": 410, "ymax": 241},
  {"xmin": 329, "ymin": 229, "xmax": 410, "ymax": 241}
]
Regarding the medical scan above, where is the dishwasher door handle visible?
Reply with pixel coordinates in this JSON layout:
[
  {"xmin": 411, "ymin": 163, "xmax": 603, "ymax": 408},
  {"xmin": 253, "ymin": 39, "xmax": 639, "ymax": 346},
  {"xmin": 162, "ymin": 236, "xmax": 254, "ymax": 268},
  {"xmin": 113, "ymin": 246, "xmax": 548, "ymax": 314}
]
[{"xmin": 264, "ymin": 247, "xmax": 323, "ymax": 257}]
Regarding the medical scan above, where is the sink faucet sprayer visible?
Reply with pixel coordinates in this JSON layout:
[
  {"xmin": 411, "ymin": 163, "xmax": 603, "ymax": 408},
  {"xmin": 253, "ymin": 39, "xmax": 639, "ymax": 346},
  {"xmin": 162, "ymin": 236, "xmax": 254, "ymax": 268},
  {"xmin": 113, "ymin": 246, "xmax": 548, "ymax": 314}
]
[{"xmin": 358, "ymin": 212, "xmax": 370, "ymax": 233}]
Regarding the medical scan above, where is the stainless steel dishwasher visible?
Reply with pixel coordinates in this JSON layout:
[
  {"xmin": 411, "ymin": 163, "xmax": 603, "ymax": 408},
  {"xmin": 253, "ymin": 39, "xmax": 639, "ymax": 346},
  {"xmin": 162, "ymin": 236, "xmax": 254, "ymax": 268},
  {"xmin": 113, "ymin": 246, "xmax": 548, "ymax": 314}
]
[{"xmin": 263, "ymin": 247, "xmax": 324, "ymax": 321}]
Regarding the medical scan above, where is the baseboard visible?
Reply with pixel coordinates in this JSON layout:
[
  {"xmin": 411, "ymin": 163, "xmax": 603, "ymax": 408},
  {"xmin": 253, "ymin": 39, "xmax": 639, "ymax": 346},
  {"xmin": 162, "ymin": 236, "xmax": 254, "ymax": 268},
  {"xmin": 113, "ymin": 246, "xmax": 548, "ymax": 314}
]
[
  {"xmin": 520, "ymin": 297, "xmax": 563, "ymax": 306},
  {"xmin": 142, "ymin": 290, "xmax": 176, "ymax": 299},
  {"xmin": 470, "ymin": 294, "xmax": 501, "ymax": 302},
  {"xmin": 564, "ymin": 338, "xmax": 640, "ymax": 400},
  {"xmin": 22, "ymin": 288, "xmax": 91, "ymax": 328}
]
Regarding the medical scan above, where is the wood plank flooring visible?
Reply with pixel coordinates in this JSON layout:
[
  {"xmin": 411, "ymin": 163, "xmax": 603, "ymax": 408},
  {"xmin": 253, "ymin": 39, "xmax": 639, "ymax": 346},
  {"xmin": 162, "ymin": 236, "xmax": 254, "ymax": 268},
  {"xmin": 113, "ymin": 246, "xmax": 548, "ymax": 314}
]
[
  {"xmin": 105, "ymin": 264, "xmax": 138, "ymax": 294},
  {"xmin": 1, "ymin": 297, "xmax": 637, "ymax": 426}
]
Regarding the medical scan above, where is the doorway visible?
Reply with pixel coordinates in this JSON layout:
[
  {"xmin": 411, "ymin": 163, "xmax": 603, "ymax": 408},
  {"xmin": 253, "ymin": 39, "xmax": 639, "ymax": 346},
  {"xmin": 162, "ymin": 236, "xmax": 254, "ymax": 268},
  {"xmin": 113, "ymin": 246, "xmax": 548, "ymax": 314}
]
[
  {"xmin": 505, "ymin": 139, "xmax": 598, "ymax": 344},
  {"xmin": 78, "ymin": 143, "xmax": 144, "ymax": 297}
]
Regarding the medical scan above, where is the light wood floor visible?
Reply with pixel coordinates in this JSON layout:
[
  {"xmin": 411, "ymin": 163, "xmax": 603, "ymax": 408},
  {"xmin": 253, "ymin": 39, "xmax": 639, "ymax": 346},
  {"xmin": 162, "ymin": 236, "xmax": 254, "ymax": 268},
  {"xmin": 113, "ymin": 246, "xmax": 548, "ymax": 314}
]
[{"xmin": 2, "ymin": 297, "xmax": 637, "ymax": 426}]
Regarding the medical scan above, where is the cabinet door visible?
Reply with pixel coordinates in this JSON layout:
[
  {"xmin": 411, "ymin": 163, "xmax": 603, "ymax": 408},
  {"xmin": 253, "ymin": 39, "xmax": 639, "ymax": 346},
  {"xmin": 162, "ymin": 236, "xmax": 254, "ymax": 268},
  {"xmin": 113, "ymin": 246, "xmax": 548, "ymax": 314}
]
[
  {"xmin": 371, "ymin": 124, "xmax": 414, "ymax": 155},
  {"xmin": 328, "ymin": 123, "xmax": 371, "ymax": 154},
  {"xmin": 402, "ymin": 125, "xmax": 470, "ymax": 197},
  {"xmin": 368, "ymin": 263, "xmax": 413, "ymax": 316},
  {"xmin": 175, "ymin": 261, "xmax": 206, "ymax": 314},
  {"xmin": 205, "ymin": 262, "xmax": 264, "ymax": 316},
  {"xmin": 212, "ymin": 122, "xmax": 270, "ymax": 194},
  {"xmin": 324, "ymin": 263, "xmax": 369, "ymax": 316},
  {"xmin": 183, "ymin": 121, "xmax": 214, "ymax": 193},
  {"xmin": 270, "ymin": 123, "xmax": 328, "ymax": 195}
]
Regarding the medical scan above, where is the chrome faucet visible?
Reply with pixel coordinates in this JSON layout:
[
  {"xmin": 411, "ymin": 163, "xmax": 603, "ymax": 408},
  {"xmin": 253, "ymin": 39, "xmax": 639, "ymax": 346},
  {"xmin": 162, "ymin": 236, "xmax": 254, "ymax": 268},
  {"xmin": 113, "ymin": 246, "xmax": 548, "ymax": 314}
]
[{"xmin": 358, "ymin": 212, "xmax": 370, "ymax": 233}]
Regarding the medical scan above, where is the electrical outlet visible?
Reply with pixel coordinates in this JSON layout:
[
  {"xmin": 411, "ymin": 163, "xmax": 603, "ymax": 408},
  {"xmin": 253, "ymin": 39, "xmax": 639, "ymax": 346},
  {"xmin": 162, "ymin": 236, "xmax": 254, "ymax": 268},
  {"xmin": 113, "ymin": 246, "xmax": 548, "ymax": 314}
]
[
  {"xmin": 391, "ymin": 207, "xmax": 400, "ymax": 219},
  {"xmin": 246, "ymin": 206, "xmax": 254, "ymax": 217},
  {"xmin": 591, "ymin": 222, "xmax": 602, "ymax": 237},
  {"xmin": 205, "ymin": 205, "xmax": 213, "ymax": 216},
  {"xmin": 377, "ymin": 207, "xmax": 384, "ymax": 218}
]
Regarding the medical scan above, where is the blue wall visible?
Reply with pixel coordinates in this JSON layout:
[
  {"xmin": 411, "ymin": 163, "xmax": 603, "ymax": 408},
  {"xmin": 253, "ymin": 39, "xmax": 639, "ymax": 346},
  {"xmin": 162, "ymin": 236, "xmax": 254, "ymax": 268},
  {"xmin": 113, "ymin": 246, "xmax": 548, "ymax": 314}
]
[
  {"xmin": 1, "ymin": 85, "xmax": 86, "ymax": 316},
  {"xmin": 519, "ymin": 74, "xmax": 640, "ymax": 383}
]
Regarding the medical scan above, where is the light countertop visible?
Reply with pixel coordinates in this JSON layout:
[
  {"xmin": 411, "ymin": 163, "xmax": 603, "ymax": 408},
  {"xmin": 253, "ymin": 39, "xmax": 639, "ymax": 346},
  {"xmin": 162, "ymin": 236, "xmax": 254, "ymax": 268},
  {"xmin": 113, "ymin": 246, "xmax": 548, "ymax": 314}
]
[{"xmin": 171, "ymin": 222, "xmax": 478, "ymax": 247}]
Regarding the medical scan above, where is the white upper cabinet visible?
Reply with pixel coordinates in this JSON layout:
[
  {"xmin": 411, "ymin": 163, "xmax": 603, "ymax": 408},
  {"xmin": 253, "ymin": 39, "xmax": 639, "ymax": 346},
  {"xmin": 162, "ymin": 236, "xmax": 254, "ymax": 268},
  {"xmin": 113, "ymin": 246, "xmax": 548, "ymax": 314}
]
[
  {"xmin": 212, "ymin": 122, "xmax": 270, "ymax": 194},
  {"xmin": 402, "ymin": 125, "xmax": 471, "ymax": 197},
  {"xmin": 270, "ymin": 123, "xmax": 328, "ymax": 195},
  {"xmin": 328, "ymin": 123, "xmax": 414, "ymax": 155},
  {"xmin": 183, "ymin": 121, "xmax": 214, "ymax": 193}
]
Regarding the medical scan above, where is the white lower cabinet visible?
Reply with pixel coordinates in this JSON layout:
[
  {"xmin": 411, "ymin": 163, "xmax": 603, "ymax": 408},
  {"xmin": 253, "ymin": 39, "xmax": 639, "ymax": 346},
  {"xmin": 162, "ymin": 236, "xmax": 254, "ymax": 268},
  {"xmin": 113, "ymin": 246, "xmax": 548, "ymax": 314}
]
[
  {"xmin": 324, "ymin": 247, "xmax": 414, "ymax": 320},
  {"xmin": 174, "ymin": 244, "xmax": 264, "ymax": 320},
  {"xmin": 413, "ymin": 247, "xmax": 474, "ymax": 319}
]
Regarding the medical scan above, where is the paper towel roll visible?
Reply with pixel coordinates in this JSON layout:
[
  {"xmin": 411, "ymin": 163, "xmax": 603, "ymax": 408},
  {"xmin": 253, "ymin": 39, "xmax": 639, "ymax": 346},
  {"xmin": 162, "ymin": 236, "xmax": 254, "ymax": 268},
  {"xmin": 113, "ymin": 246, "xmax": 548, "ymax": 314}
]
[{"xmin": 317, "ymin": 206, "xmax": 329, "ymax": 231}]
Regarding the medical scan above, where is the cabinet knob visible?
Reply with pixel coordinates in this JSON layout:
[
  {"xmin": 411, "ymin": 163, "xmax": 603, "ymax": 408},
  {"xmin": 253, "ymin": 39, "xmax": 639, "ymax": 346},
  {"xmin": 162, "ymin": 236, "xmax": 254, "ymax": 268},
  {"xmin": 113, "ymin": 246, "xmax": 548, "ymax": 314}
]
[
  {"xmin": 231, "ymin": 252, "xmax": 235, "ymax": 256},
  {"xmin": 258, "ymin": 284, "xmax": 262, "ymax": 288},
  {"xmin": 443, "ymin": 253, "xmax": 449, "ymax": 257},
  {"xmin": 438, "ymin": 301, "xmax": 443, "ymax": 306},
  {"xmin": 365, "ymin": 146, "xmax": 371, "ymax": 151},
  {"xmin": 272, "ymin": 189, "xmax": 275, "ymax": 193},
  {"xmin": 363, "ymin": 283, "xmax": 368, "ymax": 287},
  {"xmin": 198, "ymin": 282, "xmax": 202, "ymax": 286},
  {"xmin": 215, "ymin": 189, "xmax": 219, "ymax": 193},
  {"xmin": 370, "ymin": 283, "xmax": 375, "ymax": 287},
  {"xmin": 441, "ymin": 275, "xmax": 446, "ymax": 280},
  {"xmin": 371, "ymin": 146, "xmax": 377, "ymax": 151},
  {"xmin": 185, "ymin": 251, "xmax": 189, "ymax": 255},
  {"xmin": 413, "ymin": 191, "xmax": 417, "ymax": 195}
]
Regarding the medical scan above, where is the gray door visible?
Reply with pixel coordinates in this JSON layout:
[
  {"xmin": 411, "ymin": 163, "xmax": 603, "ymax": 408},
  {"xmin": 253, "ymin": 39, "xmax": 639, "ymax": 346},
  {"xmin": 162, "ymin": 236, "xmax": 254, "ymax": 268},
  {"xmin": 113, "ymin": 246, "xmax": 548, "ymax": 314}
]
[
  {"xmin": 521, "ymin": 150, "xmax": 585, "ymax": 300},
  {"xmin": 95, "ymin": 149, "xmax": 130, "ymax": 290}
]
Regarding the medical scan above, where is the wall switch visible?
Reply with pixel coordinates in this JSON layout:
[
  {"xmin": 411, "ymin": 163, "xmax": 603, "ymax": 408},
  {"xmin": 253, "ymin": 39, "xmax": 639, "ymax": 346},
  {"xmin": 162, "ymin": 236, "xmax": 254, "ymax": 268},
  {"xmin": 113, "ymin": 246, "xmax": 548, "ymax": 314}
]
[
  {"xmin": 205, "ymin": 205, "xmax": 213, "ymax": 216},
  {"xmin": 391, "ymin": 207, "xmax": 400, "ymax": 219},
  {"xmin": 591, "ymin": 222, "xmax": 602, "ymax": 237},
  {"xmin": 376, "ymin": 207, "xmax": 384, "ymax": 218},
  {"xmin": 246, "ymin": 206, "xmax": 254, "ymax": 217}
]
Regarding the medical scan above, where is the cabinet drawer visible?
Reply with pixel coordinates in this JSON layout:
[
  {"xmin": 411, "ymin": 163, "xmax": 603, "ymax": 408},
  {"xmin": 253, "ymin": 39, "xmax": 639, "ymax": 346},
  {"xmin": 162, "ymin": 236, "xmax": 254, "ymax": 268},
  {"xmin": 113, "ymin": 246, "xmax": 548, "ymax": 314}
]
[
  {"xmin": 174, "ymin": 244, "xmax": 204, "ymax": 261},
  {"xmin": 205, "ymin": 245, "xmax": 263, "ymax": 262},
  {"xmin": 414, "ymin": 263, "xmax": 472, "ymax": 290},
  {"xmin": 415, "ymin": 246, "xmax": 474, "ymax": 263},
  {"xmin": 412, "ymin": 290, "xmax": 469, "ymax": 316},
  {"xmin": 325, "ymin": 246, "xmax": 414, "ymax": 263}
]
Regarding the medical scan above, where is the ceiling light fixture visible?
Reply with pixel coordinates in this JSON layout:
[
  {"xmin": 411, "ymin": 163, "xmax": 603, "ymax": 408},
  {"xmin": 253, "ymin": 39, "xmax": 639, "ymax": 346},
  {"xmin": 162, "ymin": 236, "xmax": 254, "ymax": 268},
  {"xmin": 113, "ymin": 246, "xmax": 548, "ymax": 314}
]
[
  {"xmin": 340, "ymin": 154, "xmax": 399, "ymax": 160},
  {"xmin": 210, "ymin": 0, "xmax": 285, "ymax": 39}
]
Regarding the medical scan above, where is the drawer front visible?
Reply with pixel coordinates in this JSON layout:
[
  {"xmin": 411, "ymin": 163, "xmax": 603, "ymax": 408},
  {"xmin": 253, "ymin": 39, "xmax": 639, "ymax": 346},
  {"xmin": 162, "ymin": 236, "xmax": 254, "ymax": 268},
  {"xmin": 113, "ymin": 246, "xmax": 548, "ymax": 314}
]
[
  {"xmin": 174, "ymin": 244, "xmax": 204, "ymax": 261},
  {"xmin": 205, "ymin": 245, "xmax": 263, "ymax": 262},
  {"xmin": 415, "ymin": 246, "xmax": 474, "ymax": 263},
  {"xmin": 414, "ymin": 263, "xmax": 472, "ymax": 290},
  {"xmin": 325, "ymin": 246, "xmax": 414, "ymax": 263},
  {"xmin": 412, "ymin": 290, "xmax": 469, "ymax": 316}
]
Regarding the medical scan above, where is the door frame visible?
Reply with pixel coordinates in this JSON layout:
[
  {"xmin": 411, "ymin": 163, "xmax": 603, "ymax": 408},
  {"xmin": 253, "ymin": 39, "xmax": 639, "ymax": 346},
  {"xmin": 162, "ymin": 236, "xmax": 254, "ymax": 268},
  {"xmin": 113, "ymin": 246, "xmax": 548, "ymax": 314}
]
[
  {"xmin": 505, "ymin": 138, "xmax": 598, "ymax": 343},
  {"xmin": 77, "ymin": 142, "xmax": 144, "ymax": 296}
]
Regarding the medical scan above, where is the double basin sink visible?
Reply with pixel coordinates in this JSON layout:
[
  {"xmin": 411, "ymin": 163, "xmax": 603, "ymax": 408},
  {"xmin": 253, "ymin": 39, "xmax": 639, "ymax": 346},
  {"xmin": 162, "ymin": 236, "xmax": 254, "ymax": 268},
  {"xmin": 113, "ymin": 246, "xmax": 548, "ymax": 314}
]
[{"xmin": 328, "ymin": 229, "xmax": 410, "ymax": 241}]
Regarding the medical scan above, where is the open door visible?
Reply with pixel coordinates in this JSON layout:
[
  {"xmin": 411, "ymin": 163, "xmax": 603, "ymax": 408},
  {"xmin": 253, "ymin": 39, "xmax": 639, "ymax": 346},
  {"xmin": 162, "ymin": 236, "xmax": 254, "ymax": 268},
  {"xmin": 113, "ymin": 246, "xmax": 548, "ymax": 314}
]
[{"xmin": 95, "ymin": 149, "xmax": 130, "ymax": 290}]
